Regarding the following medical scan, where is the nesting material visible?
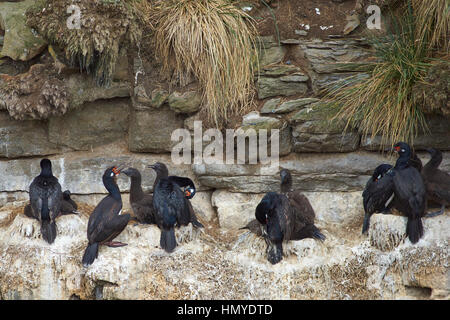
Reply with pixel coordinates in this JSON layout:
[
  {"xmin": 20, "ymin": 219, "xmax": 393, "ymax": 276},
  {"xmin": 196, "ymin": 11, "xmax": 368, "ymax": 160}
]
[{"xmin": 369, "ymin": 214, "xmax": 408, "ymax": 251}]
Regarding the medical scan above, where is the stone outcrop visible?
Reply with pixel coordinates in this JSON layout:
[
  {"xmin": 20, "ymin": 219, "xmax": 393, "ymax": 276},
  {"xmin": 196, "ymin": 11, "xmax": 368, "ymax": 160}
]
[
  {"xmin": 0, "ymin": 198, "xmax": 447, "ymax": 300},
  {"xmin": 48, "ymin": 99, "xmax": 130, "ymax": 151},
  {"xmin": 0, "ymin": 111, "xmax": 61, "ymax": 158},
  {"xmin": 0, "ymin": 0, "xmax": 47, "ymax": 61},
  {"xmin": 1, "ymin": 1, "xmax": 449, "ymax": 300},
  {"xmin": 290, "ymin": 102, "xmax": 360, "ymax": 153},
  {"xmin": 128, "ymin": 106, "xmax": 186, "ymax": 153}
]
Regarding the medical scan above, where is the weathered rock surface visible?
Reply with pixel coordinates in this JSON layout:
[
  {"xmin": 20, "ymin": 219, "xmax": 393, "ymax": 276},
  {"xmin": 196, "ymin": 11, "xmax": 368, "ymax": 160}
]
[
  {"xmin": 0, "ymin": 200, "xmax": 447, "ymax": 300},
  {"xmin": 168, "ymin": 91, "xmax": 202, "ymax": 114},
  {"xmin": 0, "ymin": 146, "xmax": 206, "ymax": 195},
  {"xmin": 257, "ymin": 77, "xmax": 308, "ymax": 99},
  {"xmin": 290, "ymin": 102, "xmax": 360, "ymax": 153},
  {"xmin": 212, "ymin": 190, "xmax": 264, "ymax": 229},
  {"xmin": 361, "ymin": 116, "xmax": 450, "ymax": 151},
  {"xmin": 0, "ymin": 111, "xmax": 60, "ymax": 158},
  {"xmin": 128, "ymin": 106, "xmax": 185, "ymax": 153},
  {"xmin": 259, "ymin": 46, "xmax": 287, "ymax": 66},
  {"xmin": 261, "ymin": 97, "xmax": 319, "ymax": 114},
  {"xmin": 0, "ymin": 64, "xmax": 130, "ymax": 120},
  {"xmin": 48, "ymin": 99, "xmax": 130, "ymax": 151},
  {"xmin": 0, "ymin": 0, "xmax": 47, "ymax": 61},
  {"xmin": 193, "ymin": 151, "xmax": 450, "ymax": 193}
]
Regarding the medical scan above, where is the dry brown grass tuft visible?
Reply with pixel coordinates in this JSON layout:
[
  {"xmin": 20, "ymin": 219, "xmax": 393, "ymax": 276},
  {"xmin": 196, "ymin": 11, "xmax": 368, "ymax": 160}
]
[
  {"xmin": 147, "ymin": 0, "xmax": 259, "ymax": 128},
  {"xmin": 412, "ymin": 0, "xmax": 449, "ymax": 53}
]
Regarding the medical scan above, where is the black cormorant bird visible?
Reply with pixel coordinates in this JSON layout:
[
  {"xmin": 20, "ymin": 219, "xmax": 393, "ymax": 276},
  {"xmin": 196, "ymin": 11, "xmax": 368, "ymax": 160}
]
[
  {"xmin": 122, "ymin": 167, "xmax": 156, "ymax": 224},
  {"xmin": 82, "ymin": 166, "xmax": 130, "ymax": 267},
  {"xmin": 280, "ymin": 169, "xmax": 326, "ymax": 242},
  {"xmin": 422, "ymin": 148, "xmax": 450, "ymax": 217},
  {"xmin": 167, "ymin": 175, "xmax": 203, "ymax": 228},
  {"xmin": 26, "ymin": 159, "xmax": 62, "ymax": 244},
  {"xmin": 148, "ymin": 162, "xmax": 203, "ymax": 253},
  {"xmin": 60, "ymin": 190, "xmax": 79, "ymax": 215},
  {"xmin": 392, "ymin": 142, "xmax": 427, "ymax": 243},
  {"xmin": 254, "ymin": 169, "xmax": 325, "ymax": 264},
  {"xmin": 409, "ymin": 151, "xmax": 423, "ymax": 172},
  {"xmin": 361, "ymin": 164, "xmax": 395, "ymax": 234}
]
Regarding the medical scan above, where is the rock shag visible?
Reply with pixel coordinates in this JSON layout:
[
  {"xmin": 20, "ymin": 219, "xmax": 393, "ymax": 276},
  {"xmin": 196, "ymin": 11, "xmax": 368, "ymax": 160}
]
[
  {"xmin": 361, "ymin": 164, "xmax": 395, "ymax": 234},
  {"xmin": 82, "ymin": 166, "xmax": 130, "ymax": 267},
  {"xmin": 25, "ymin": 158, "xmax": 62, "ymax": 244},
  {"xmin": 391, "ymin": 142, "xmax": 427, "ymax": 244},
  {"xmin": 148, "ymin": 162, "xmax": 203, "ymax": 253},
  {"xmin": 60, "ymin": 190, "xmax": 79, "ymax": 215},
  {"xmin": 422, "ymin": 148, "xmax": 450, "ymax": 217},
  {"xmin": 122, "ymin": 167, "xmax": 156, "ymax": 224},
  {"xmin": 253, "ymin": 169, "xmax": 325, "ymax": 264}
]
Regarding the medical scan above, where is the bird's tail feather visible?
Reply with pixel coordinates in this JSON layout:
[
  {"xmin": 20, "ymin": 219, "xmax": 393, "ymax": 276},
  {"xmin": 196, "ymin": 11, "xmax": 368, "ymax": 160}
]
[
  {"xmin": 312, "ymin": 225, "xmax": 326, "ymax": 241},
  {"xmin": 362, "ymin": 212, "xmax": 371, "ymax": 234},
  {"xmin": 160, "ymin": 228, "xmax": 177, "ymax": 253},
  {"xmin": 82, "ymin": 242, "xmax": 99, "ymax": 267},
  {"xmin": 41, "ymin": 220, "xmax": 57, "ymax": 244},
  {"xmin": 407, "ymin": 216, "xmax": 424, "ymax": 244}
]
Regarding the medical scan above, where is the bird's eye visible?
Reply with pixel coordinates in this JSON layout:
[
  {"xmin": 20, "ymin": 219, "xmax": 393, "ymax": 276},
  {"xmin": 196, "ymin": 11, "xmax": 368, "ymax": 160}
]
[
  {"xmin": 110, "ymin": 172, "xmax": 114, "ymax": 177},
  {"xmin": 401, "ymin": 149, "xmax": 405, "ymax": 152}
]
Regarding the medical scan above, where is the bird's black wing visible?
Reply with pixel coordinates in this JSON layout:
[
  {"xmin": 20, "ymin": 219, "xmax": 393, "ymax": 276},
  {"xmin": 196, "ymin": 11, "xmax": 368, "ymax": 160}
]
[
  {"xmin": 47, "ymin": 177, "xmax": 62, "ymax": 221},
  {"xmin": 240, "ymin": 219, "xmax": 263, "ymax": 237},
  {"xmin": 153, "ymin": 180, "xmax": 185, "ymax": 229},
  {"xmin": 393, "ymin": 168, "xmax": 426, "ymax": 214},
  {"xmin": 29, "ymin": 177, "xmax": 43, "ymax": 220},
  {"xmin": 362, "ymin": 173, "xmax": 395, "ymax": 215},
  {"xmin": 287, "ymin": 191, "xmax": 315, "ymax": 226},
  {"xmin": 87, "ymin": 196, "xmax": 123, "ymax": 243},
  {"xmin": 268, "ymin": 194, "xmax": 290, "ymax": 242},
  {"xmin": 132, "ymin": 194, "xmax": 156, "ymax": 224},
  {"xmin": 167, "ymin": 176, "xmax": 194, "ymax": 188}
]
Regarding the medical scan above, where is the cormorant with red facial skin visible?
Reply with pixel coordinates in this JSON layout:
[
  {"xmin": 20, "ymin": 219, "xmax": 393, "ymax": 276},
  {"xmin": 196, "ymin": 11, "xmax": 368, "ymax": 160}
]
[
  {"xmin": 148, "ymin": 162, "xmax": 203, "ymax": 253},
  {"xmin": 82, "ymin": 166, "xmax": 130, "ymax": 267}
]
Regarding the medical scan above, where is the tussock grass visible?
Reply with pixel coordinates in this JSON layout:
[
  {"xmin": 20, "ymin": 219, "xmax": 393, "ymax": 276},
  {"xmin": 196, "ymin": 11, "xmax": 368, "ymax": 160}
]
[
  {"xmin": 148, "ymin": 0, "xmax": 259, "ymax": 128},
  {"xmin": 412, "ymin": 0, "xmax": 449, "ymax": 53},
  {"xmin": 321, "ymin": 1, "xmax": 448, "ymax": 150}
]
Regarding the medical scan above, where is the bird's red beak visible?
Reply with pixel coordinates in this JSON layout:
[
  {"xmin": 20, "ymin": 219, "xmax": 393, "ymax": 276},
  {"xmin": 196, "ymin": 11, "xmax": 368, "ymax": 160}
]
[{"xmin": 112, "ymin": 167, "xmax": 121, "ymax": 176}]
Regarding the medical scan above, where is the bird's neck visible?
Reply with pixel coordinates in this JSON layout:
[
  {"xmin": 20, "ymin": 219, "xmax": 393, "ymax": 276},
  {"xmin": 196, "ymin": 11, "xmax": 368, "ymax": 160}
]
[
  {"xmin": 40, "ymin": 167, "xmax": 53, "ymax": 178},
  {"xmin": 105, "ymin": 179, "xmax": 121, "ymax": 201},
  {"xmin": 427, "ymin": 151, "xmax": 443, "ymax": 170},
  {"xmin": 395, "ymin": 153, "xmax": 411, "ymax": 169},
  {"xmin": 281, "ymin": 179, "xmax": 292, "ymax": 193},
  {"xmin": 129, "ymin": 175, "xmax": 144, "ymax": 201},
  {"xmin": 153, "ymin": 171, "xmax": 168, "ymax": 189}
]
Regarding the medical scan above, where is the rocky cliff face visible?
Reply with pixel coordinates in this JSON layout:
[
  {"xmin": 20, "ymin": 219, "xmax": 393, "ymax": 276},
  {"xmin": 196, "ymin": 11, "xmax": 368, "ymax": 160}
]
[
  {"xmin": 0, "ymin": 0, "xmax": 449, "ymax": 300},
  {"xmin": 0, "ymin": 199, "xmax": 448, "ymax": 300}
]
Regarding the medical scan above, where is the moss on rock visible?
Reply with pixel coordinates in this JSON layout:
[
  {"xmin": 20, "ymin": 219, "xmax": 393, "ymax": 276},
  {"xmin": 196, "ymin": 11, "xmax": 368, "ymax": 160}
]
[{"xmin": 26, "ymin": 0, "xmax": 142, "ymax": 86}]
